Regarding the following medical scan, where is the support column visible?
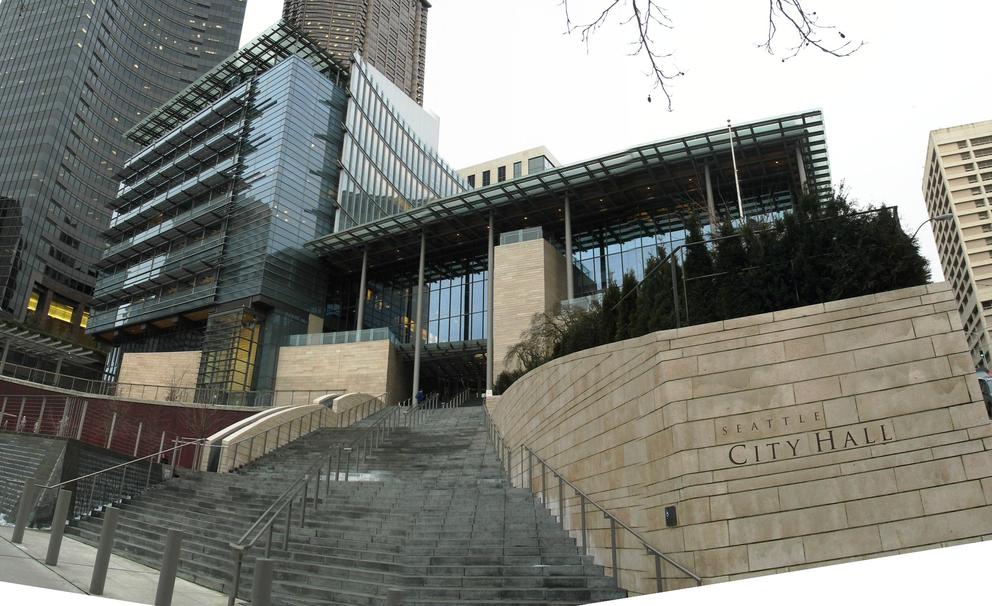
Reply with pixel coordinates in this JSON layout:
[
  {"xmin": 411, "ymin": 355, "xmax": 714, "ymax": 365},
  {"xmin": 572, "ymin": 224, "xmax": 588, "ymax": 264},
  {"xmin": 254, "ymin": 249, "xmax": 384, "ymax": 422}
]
[
  {"xmin": 486, "ymin": 213, "xmax": 495, "ymax": 393},
  {"xmin": 0, "ymin": 340, "xmax": 9, "ymax": 375},
  {"xmin": 411, "ymin": 231, "xmax": 426, "ymax": 404},
  {"xmin": 53, "ymin": 357, "xmax": 63, "ymax": 383},
  {"xmin": 796, "ymin": 145, "xmax": 808, "ymax": 192},
  {"xmin": 564, "ymin": 197, "xmax": 574, "ymax": 301},
  {"xmin": 704, "ymin": 164, "xmax": 718, "ymax": 229},
  {"xmin": 355, "ymin": 248, "xmax": 368, "ymax": 337}
]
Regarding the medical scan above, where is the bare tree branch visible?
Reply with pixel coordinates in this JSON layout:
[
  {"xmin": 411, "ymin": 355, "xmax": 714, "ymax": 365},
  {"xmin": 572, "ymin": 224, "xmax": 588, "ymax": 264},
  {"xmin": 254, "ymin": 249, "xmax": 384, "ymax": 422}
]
[{"xmin": 561, "ymin": 0, "xmax": 862, "ymax": 111}]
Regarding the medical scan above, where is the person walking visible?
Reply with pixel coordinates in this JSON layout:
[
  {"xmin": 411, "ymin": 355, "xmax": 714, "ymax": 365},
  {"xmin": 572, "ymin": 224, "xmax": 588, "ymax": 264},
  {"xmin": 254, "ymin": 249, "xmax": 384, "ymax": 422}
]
[{"xmin": 415, "ymin": 388, "xmax": 426, "ymax": 409}]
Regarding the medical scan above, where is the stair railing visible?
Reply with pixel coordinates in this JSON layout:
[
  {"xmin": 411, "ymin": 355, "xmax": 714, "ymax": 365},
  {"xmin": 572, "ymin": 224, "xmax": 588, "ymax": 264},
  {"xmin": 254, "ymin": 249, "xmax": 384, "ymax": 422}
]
[
  {"xmin": 226, "ymin": 393, "xmax": 395, "ymax": 606},
  {"xmin": 222, "ymin": 393, "xmax": 383, "ymax": 473},
  {"xmin": 482, "ymin": 406, "xmax": 702, "ymax": 594},
  {"xmin": 14, "ymin": 438, "xmax": 200, "ymax": 539}
]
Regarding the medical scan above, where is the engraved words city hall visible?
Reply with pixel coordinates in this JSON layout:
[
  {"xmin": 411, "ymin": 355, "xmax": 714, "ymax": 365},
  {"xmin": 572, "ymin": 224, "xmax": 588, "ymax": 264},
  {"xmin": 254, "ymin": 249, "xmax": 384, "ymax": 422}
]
[{"xmin": 719, "ymin": 406, "xmax": 895, "ymax": 466}]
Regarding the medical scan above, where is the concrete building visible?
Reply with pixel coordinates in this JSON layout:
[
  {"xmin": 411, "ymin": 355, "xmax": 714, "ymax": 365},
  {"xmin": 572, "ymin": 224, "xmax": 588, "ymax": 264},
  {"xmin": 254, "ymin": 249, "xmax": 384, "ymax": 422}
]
[
  {"xmin": 282, "ymin": 0, "xmax": 429, "ymax": 104},
  {"xmin": 923, "ymin": 120, "xmax": 992, "ymax": 366},
  {"xmin": 457, "ymin": 147, "xmax": 560, "ymax": 189},
  {"xmin": 0, "ymin": 0, "xmax": 246, "ymax": 378}
]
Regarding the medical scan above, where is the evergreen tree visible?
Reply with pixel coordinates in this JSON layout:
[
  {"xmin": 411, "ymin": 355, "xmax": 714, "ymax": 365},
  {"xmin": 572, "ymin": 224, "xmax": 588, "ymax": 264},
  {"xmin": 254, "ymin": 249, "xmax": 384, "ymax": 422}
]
[
  {"xmin": 712, "ymin": 218, "xmax": 754, "ymax": 320},
  {"xmin": 599, "ymin": 281, "xmax": 621, "ymax": 345},
  {"xmin": 631, "ymin": 246, "xmax": 676, "ymax": 336},
  {"xmin": 615, "ymin": 272, "xmax": 639, "ymax": 341},
  {"xmin": 682, "ymin": 213, "xmax": 717, "ymax": 324}
]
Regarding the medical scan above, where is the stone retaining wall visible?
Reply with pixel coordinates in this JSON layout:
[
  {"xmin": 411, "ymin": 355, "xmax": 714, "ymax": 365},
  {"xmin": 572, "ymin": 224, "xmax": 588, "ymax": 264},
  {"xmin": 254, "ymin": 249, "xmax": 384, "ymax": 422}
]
[{"xmin": 487, "ymin": 282, "xmax": 992, "ymax": 594}]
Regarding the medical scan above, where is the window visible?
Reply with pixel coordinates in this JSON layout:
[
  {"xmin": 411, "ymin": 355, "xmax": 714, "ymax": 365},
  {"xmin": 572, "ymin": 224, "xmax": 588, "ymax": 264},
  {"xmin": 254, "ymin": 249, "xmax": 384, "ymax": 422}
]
[
  {"xmin": 497, "ymin": 166, "xmax": 506, "ymax": 182},
  {"xmin": 962, "ymin": 152, "xmax": 972, "ymax": 160},
  {"xmin": 979, "ymin": 211, "xmax": 988, "ymax": 220},
  {"xmin": 979, "ymin": 199, "xmax": 988, "ymax": 207},
  {"xmin": 482, "ymin": 170, "xmax": 491, "ymax": 186},
  {"xmin": 528, "ymin": 156, "xmax": 549, "ymax": 174},
  {"xmin": 467, "ymin": 174, "xmax": 475, "ymax": 187},
  {"xmin": 972, "ymin": 136, "xmax": 992, "ymax": 146},
  {"xmin": 48, "ymin": 301, "xmax": 74, "ymax": 323},
  {"xmin": 958, "ymin": 140, "xmax": 969, "ymax": 149},
  {"xmin": 983, "ymin": 224, "xmax": 992, "ymax": 232},
  {"xmin": 26, "ymin": 291, "xmax": 39, "ymax": 312},
  {"xmin": 513, "ymin": 161, "xmax": 522, "ymax": 178}
]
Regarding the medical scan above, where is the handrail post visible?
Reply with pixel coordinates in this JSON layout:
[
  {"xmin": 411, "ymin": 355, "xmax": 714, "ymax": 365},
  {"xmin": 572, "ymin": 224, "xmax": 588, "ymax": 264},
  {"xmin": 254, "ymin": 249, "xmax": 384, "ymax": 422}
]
[
  {"xmin": 541, "ymin": 461, "xmax": 547, "ymax": 505},
  {"xmin": 558, "ymin": 474, "xmax": 564, "ymax": 525},
  {"xmin": 314, "ymin": 465, "xmax": 322, "ymax": 509},
  {"xmin": 528, "ymin": 449, "xmax": 534, "ymax": 495},
  {"xmin": 227, "ymin": 546, "xmax": 243, "ymax": 606},
  {"xmin": 580, "ymin": 495, "xmax": 588, "ymax": 554},
  {"xmin": 283, "ymin": 501, "xmax": 293, "ymax": 550},
  {"xmin": 654, "ymin": 552, "xmax": 664, "ymax": 593},
  {"xmin": 343, "ymin": 447, "xmax": 352, "ymax": 481},
  {"xmin": 609, "ymin": 516, "xmax": 620, "ymax": 587},
  {"xmin": 335, "ymin": 446, "xmax": 343, "ymax": 481},
  {"xmin": 300, "ymin": 478, "xmax": 308, "ymax": 527}
]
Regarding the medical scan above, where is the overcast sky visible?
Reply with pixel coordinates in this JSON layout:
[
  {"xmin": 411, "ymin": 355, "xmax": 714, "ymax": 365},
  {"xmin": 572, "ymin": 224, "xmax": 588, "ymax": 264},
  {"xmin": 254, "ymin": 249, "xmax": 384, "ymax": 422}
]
[{"xmin": 242, "ymin": 1, "xmax": 992, "ymax": 282}]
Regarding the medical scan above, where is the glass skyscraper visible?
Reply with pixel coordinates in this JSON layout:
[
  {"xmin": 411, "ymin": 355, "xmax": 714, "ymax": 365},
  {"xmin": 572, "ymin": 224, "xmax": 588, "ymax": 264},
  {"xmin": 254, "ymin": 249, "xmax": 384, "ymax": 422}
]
[
  {"xmin": 0, "ymin": 0, "xmax": 245, "ymax": 367},
  {"xmin": 283, "ymin": 0, "xmax": 429, "ymax": 104}
]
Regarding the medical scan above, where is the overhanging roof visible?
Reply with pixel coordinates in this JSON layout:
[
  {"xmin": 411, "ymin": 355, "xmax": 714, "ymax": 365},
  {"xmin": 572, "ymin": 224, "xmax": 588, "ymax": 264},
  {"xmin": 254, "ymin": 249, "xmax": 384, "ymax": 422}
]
[
  {"xmin": 127, "ymin": 21, "xmax": 348, "ymax": 146},
  {"xmin": 307, "ymin": 110, "xmax": 829, "ymax": 279},
  {"xmin": 0, "ymin": 321, "xmax": 101, "ymax": 363}
]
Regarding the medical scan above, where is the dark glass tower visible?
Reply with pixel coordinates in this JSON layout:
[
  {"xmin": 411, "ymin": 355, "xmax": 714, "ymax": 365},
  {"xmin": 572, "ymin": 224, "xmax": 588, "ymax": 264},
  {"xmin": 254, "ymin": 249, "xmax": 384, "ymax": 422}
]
[
  {"xmin": 0, "ymin": 0, "xmax": 246, "ymax": 348},
  {"xmin": 282, "ymin": 0, "xmax": 429, "ymax": 104}
]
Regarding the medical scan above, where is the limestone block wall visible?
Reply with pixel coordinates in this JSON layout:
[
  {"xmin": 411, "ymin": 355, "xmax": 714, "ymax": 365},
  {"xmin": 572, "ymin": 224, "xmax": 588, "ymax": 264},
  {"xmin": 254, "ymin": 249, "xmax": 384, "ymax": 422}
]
[
  {"xmin": 274, "ymin": 340, "xmax": 409, "ymax": 404},
  {"xmin": 487, "ymin": 282, "xmax": 992, "ymax": 594},
  {"xmin": 117, "ymin": 351, "xmax": 201, "ymax": 391},
  {"xmin": 492, "ymin": 238, "xmax": 567, "ymax": 377}
]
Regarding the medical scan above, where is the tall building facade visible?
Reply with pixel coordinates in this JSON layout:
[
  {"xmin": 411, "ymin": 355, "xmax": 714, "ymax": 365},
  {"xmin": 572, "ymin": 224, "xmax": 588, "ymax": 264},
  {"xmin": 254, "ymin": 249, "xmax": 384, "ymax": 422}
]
[
  {"xmin": 0, "ymin": 0, "xmax": 246, "ymax": 369},
  {"xmin": 924, "ymin": 120, "xmax": 992, "ymax": 366},
  {"xmin": 282, "ymin": 0, "xmax": 429, "ymax": 104},
  {"xmin": 91, "ymin": 23, "xmax": 463, "ymax": 396}
]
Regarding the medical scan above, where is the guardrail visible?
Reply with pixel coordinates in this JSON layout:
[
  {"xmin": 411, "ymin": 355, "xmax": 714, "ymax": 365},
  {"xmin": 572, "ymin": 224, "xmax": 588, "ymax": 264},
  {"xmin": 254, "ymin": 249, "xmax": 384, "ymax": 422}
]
[
  {"xmin": 219, "ymin": 394, "xmax": 387, "ymax": 473},
  {"xmin": 0, "ymin": 361, "xmax": 342, "ymax": 407},
  {"xmin": 12, "ymin": 439, "xmax": 201, "ymax": 543},
  {"xmin": 482, "ymin": 405, "xmax": 702, "ymax": 594}
]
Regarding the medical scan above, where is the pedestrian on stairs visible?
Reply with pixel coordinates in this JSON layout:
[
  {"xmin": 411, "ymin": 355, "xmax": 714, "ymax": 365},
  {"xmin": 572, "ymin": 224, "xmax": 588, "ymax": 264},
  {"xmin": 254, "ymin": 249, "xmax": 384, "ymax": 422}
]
[{"xmin": 415, "ymin": 388, "xmax": 425, "ymax": 409}]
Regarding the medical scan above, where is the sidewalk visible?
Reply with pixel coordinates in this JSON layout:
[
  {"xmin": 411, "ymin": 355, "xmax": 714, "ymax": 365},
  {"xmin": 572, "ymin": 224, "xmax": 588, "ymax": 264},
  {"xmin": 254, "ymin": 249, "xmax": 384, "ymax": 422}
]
[{"xmin": 0, "ymin": 525, "xmax": 235, "ymax": 605}]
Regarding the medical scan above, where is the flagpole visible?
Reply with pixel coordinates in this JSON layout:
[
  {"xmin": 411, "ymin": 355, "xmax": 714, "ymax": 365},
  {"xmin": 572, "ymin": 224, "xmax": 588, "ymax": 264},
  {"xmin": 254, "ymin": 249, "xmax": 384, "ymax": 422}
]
[{"xmin": 728, "ymin": 119, "xmax": 745, "ymax": 226}]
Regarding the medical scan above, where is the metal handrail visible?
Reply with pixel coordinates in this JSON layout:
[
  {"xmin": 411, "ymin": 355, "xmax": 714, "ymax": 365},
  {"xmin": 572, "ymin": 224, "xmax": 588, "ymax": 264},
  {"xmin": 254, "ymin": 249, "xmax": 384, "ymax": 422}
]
[
  {"xmin": 20, "ymin": 438, "xmax": 201, "ymax": 525},
  {"xmin": 224, "ymin": 393, "xmax": 396, "ymax": 606},
  {"xmin": 0, "ymin": 361, "xmax": 345, "ymax": 407},
  {"xmin": 482, "ymin": 405, "xmax": 702, "ymax": 593}
]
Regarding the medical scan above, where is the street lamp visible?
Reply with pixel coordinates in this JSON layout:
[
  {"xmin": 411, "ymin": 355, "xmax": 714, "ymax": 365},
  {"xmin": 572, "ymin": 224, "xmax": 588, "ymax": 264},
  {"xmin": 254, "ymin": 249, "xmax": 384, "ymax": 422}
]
[{"xmin": 911, "ymin": 213, "xmax": 954, "ymax": 239}]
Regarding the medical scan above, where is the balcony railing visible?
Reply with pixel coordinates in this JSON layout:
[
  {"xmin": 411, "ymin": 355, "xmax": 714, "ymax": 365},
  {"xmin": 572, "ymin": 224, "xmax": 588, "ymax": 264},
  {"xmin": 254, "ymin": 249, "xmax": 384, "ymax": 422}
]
[{"xmin": 286, "ymin": 327, "xmax": 400, "ymax": 347}]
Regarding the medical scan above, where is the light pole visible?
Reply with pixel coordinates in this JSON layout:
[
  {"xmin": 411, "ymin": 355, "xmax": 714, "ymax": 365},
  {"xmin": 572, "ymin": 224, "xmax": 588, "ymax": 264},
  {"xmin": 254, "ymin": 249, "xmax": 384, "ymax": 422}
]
[{"xmin": 911, "ymin": 213, "xmax": 954, "ymax": 240}]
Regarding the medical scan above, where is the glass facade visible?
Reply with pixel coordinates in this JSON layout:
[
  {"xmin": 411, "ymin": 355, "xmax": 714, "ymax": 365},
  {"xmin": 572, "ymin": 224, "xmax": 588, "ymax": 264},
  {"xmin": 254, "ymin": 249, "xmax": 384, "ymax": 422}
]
[
  {"xmin": 334, "ymin": 55, "xmax": 467, "ymax": 231},
  {"xmin": 92, "ymin": 49, "xmax": 348, "ymax": 391},
  {"xmin": 0, "ymin": 0, "xmax": 245, "ymax": 336}
]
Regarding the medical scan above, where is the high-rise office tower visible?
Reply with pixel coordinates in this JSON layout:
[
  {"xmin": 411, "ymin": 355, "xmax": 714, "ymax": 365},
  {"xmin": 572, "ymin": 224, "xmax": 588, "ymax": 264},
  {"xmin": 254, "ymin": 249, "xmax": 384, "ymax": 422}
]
[
  {"xmin": 282, "ymin": 0, "xmax": 429, "ymax": 104},
  {"xmin": 924, "ymin": 120, "xmax": 992, "ymax": 366},
  {"xmin": 0, "ymin": 0, "xmax": 246, "ymax": 376}
]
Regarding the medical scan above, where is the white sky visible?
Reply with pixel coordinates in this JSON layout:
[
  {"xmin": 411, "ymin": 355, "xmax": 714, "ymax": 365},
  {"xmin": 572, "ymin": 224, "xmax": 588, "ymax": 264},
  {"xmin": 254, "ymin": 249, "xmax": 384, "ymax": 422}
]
[{"xmin": 241, "ymin": 0, "xmax": 992, "ymax": 282}]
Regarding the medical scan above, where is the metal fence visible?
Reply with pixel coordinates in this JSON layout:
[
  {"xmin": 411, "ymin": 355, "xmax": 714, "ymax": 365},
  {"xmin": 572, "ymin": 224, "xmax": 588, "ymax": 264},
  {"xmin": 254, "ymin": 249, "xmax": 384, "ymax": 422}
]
[{"xmin": 0, "ymin": 361, "xmax": 342, "ymax": 407}]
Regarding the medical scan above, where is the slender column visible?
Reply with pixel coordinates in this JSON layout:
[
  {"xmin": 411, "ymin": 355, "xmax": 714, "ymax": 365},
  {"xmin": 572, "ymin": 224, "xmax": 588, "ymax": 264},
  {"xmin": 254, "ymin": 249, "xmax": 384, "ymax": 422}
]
[
  {"xmin": 796, "ymin": 145, "xmax": 808, "ymax": 192},
  {"xmin": 355, "ymin": 248, "xmax": 369, "ymax": 337},
  {"xmin": 727, "ymin": 120, "xmax": 745, "ymax": 223},
  {"xmin": 485, "ymin": 212, "xmax": 495, "ymax": 393},
  {"xmin": 411, "ymin": 231, "xmax": 426, "ymax": 403},
  {"xmin": 704, "ymin": 164, "xmax": 718, "ymax": 229},
  {"xmin": 0, "ymin": 340, "xmax": 9, "ymax": 374},
  {"xmin": 564, "ymin": 197, "xmax": 574, "ymax": 301},
  {"xmin": 54, "ymin": 357, "xmax": 64, "ymax": 383}
]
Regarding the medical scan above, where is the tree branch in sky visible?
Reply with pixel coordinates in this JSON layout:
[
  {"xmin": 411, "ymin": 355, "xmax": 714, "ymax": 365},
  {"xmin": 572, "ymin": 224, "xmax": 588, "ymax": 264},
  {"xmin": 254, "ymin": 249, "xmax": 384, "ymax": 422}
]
[{"xmin": 562, "ymin": 0, "xmax": 862, "ymax": 111}]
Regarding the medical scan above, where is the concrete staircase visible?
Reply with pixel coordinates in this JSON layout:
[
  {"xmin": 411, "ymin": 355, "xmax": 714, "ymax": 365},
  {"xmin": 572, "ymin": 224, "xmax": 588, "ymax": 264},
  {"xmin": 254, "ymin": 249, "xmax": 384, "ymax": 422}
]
[
  {"xmin": 68, "ymin": 406, "xmax": 626, "ymax": 605},
  {"xmin": 0, "ymin": 432, "xmax": 53, "ymax": 518}
]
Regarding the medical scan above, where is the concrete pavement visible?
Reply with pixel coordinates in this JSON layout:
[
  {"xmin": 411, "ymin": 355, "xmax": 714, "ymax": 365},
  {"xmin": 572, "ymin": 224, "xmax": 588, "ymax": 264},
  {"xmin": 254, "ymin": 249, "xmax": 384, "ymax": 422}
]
[{"xmin": 0, "ymin": 524, "xmax": 236, "ymax": 605}]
